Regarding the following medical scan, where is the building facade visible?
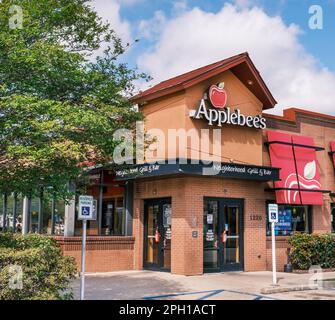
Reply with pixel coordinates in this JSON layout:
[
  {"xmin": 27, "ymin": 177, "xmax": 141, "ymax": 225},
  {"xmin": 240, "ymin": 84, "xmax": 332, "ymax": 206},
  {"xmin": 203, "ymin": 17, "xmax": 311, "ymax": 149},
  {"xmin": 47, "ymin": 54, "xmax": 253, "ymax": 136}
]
[{"xmin": 2, "ymin": 53, "xmax": 335, "ymax": 275}]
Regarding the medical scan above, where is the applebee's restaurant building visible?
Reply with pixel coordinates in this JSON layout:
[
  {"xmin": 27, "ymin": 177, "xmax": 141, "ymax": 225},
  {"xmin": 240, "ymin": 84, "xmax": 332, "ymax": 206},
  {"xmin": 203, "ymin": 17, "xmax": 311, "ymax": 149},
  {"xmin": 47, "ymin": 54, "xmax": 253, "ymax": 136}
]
[{"xmin": 52, "ymin": 53, "xmax": 335, "ymax": 275}]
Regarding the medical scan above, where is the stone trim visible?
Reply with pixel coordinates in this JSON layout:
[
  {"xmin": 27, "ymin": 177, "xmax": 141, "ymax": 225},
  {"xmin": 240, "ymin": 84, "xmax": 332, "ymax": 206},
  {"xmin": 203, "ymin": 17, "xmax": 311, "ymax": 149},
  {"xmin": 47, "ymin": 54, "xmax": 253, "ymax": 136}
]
[{"xmin": 53, "ymin": 236, "xmax": 135, "ymax": 251}]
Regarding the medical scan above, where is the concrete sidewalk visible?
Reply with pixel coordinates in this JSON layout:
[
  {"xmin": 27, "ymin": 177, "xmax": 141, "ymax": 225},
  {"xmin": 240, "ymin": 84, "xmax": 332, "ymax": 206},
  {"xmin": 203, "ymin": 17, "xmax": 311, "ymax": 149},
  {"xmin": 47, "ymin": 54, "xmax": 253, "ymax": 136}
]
[{"xmin": 72, "ymin": 270, "xmax": 335, "ymax": 300}]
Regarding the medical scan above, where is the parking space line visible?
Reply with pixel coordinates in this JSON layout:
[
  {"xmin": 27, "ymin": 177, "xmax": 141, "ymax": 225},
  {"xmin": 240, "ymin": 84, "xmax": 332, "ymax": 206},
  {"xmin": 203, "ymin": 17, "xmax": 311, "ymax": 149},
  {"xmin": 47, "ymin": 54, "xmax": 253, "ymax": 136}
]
[
  {"xmin": 198, "ymin": 290, "xmax": 225, "ymax": 300},
  {"xmin": 144, "ymin": 289, "xmax": 223, "ymax": 300},
  {"xmin": 143, "ymin": 289, "xmax": 278, "ymax": 300}
]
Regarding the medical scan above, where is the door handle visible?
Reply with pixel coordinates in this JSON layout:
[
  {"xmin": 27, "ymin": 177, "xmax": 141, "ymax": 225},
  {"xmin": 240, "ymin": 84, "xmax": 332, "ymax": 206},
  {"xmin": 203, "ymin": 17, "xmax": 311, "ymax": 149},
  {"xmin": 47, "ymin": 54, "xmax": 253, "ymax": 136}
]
[{"xmin": 221, "ymin": 231, "xmax": 228, "ymax": 243}]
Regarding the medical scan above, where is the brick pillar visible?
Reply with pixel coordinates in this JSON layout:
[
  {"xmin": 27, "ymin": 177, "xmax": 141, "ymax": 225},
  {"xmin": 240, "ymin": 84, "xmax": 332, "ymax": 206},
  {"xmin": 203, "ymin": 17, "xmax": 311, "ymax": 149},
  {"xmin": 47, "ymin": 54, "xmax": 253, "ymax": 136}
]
[
  {"xmin": 133, "ymin": 197, "xmax": 144, "ymax": 270},
  {"xmin": 313, "ymin": 200, "xmax": 332, "ymax": 234},
  {"xmin": 243, "ymin": 198, "xmax": 267, "ymax": 271},
  {"xmin": 171, "ymin": 179, "xmax": 203, "ymax": 275}
]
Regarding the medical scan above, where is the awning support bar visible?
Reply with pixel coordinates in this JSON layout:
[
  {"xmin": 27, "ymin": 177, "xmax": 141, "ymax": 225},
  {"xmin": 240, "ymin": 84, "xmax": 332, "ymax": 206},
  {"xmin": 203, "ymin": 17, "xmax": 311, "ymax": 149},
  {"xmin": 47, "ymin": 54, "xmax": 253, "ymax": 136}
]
[
  {"xmin": 264, "ymin": 141, "xmax": 325, "ymax": 151},
  {"xmin": 265, "ymin": 188, "xmax": 331, "ymax": 194}
]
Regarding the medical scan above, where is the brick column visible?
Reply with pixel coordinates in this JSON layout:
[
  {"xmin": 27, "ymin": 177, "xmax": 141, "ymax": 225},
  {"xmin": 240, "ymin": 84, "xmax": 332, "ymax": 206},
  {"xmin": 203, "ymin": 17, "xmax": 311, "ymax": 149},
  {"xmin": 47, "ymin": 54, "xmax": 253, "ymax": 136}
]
[
  {"xmin": 243, "ymin": 198, "xmax": 267, "ymax": 271},
  {"xmin": 313, "ymin": 200, "xmax": 332, "ymax": 234},
  {"xmin": 171, "ymin": 178, "xmax": 203, "ymax": 275},
  {"xmin": 133, "ymin": 196, "xmax": 144, "ymax": 270}
]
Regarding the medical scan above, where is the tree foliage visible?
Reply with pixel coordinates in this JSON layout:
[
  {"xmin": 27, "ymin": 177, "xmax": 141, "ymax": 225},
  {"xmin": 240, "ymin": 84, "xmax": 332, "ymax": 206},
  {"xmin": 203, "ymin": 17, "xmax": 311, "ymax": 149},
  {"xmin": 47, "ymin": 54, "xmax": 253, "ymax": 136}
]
[{"xmin": 0, "ymin": 0, "xmax": 146, "ymax": 199}]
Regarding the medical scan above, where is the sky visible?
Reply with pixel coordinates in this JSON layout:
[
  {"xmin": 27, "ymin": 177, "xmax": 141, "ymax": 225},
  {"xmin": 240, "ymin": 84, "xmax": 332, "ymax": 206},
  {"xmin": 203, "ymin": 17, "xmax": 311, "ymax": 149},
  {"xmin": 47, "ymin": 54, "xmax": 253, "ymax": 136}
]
[{"xmin": 91, "ymin": 0, "xmax": 335, "ymax": 115}]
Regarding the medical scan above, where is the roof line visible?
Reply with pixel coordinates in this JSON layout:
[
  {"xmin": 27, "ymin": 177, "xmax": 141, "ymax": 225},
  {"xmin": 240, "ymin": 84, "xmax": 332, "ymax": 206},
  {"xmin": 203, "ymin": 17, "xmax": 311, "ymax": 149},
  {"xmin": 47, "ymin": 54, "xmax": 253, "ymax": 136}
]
[
  {"xmin": 264, "ymin": 108, "xmax": 335, "ymax": 123},
  {"xmin": 131, "ymin": 52, "xmax": 276, "ymax": 109},
  {"xmin": 132, "ymin": 53, "xmax": 247, "ymax": 103}
]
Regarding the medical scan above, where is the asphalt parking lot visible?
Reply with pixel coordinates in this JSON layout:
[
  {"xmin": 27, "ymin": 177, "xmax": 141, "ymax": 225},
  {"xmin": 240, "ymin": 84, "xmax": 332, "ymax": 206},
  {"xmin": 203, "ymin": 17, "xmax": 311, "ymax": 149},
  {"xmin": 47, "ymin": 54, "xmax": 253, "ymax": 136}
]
[{"xmin": 72, "ymin": 270, "xmax": 335, "ymax": 300}]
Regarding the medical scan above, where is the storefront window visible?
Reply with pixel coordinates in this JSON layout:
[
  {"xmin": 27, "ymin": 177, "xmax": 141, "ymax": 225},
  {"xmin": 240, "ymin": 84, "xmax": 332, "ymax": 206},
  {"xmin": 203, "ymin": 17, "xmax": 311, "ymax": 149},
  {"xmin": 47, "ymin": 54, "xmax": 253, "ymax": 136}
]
[
  {"xmin": 266, "ymin": 204, "xmax": 311, "ymax": 236},
  {"xmin": 101, "ymin": 197, "xmax": 125, "ymax": 235},
  {"xmin": 0, "ymin": 194, "xmax": 65, "ymax": 234},
  {"xmin": 0, "ymin": 194, "xmax": 24, "ymax": 232},
  {"xmin": 53, "ymin": 201, "xmax": 65, "ymax": 235},
  {"xmin": 30, "ymin": 198, "xmax": 39, "ymax": 233},
  {"xmin": 0, "ymin": 195, "xmax": 7, "ymax": 231}
]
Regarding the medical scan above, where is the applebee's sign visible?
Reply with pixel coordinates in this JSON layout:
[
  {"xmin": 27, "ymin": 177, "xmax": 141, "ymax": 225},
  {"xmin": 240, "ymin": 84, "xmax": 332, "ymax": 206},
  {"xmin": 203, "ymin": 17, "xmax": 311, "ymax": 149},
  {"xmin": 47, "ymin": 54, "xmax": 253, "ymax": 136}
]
[{"xmin": 190, "ymin": 83, "xmax": 267, "ymax": 129}]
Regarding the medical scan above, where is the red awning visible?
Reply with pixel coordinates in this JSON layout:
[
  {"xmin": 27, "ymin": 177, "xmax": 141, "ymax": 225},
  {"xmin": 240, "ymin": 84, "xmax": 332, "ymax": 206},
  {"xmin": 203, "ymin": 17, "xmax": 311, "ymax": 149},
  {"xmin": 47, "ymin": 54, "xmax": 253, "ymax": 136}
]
[
  {"xmin": 267, "ymin": 131, "xmax": 300, "ymax": 204},
  {"xmin": 292, "ymin": 135, "xmax": 322, "ymax": 205},
  {"xmin": 267, "ymin": 131, "xmax": 323, "ymax": 205}
]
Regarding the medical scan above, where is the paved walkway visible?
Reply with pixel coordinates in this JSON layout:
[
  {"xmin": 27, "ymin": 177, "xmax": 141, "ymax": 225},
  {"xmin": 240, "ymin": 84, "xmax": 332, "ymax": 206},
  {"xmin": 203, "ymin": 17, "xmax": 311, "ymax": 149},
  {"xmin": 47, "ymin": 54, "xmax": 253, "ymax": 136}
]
[{"xmin": 72, "ymin": 270, "xmax": 335, "ymax": 300}]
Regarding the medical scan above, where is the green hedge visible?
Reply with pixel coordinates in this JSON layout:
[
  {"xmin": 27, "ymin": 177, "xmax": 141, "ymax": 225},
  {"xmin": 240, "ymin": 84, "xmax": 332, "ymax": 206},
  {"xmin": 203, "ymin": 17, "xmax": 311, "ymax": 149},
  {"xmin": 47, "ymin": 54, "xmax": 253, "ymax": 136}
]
[
  {"xmin": 0, "ymin": 233, "xmax": 77, "ymax": 300},
  {"xmin": 288, "ymin": 233, "xmax": 335, "ymax": 270}
]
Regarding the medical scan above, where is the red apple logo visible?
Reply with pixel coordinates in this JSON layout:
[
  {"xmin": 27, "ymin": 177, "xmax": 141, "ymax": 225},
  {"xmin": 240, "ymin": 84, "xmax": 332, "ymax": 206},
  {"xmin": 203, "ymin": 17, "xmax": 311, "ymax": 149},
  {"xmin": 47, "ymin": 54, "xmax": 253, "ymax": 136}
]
[{"xmin": 209, "ymin": 83, "xmax": 227, "ymax": 109}]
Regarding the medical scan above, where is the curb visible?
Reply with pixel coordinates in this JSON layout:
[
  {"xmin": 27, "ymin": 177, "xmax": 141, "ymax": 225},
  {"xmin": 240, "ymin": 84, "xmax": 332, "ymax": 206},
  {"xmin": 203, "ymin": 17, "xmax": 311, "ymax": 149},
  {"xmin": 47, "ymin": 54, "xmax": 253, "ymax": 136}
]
[{"xmin": 260, "ymin": 285, "xmax": 318, "ymax": 294}]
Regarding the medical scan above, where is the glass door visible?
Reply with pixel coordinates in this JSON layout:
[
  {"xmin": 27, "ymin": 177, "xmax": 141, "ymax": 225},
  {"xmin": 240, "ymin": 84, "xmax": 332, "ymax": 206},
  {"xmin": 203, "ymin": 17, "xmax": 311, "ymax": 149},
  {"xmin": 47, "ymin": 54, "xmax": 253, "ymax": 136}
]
[
  {"xmin": 220, "ymin": 202, "xmax": 243, "ymax": 271},
  {"xmin": 204, "ymin": 198, "xmax": 244, "ymax": 272},
  {"xmin": 144, "ymin": 198, "xmax": 172, "ymax": 271}
]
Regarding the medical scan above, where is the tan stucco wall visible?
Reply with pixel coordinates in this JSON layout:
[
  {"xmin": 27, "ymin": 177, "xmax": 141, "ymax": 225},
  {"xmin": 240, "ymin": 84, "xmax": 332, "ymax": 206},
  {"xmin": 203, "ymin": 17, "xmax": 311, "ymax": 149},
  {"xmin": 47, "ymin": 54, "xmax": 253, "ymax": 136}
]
[{"xmin": 141, "ymin": 70, "xmax": 264, "ymax": 166}]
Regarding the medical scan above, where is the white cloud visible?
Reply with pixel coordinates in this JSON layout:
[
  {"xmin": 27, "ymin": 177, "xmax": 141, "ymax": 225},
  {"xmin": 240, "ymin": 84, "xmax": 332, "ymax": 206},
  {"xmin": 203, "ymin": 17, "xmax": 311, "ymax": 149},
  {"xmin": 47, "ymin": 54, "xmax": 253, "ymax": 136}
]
[
  {"xmin": 137, "ymin": 4, "xmax": 335, "ymax": 115},
  {"xmin": 172, "ymin": 0, "xmax": 188, "ymax": 14},
  {"xmin": 139, "ymin": 10, "xmax": 167, "ymax": 40},
  {"xmin": 91, "ymin": 0, "xmax": 132, "ymax": 44}
]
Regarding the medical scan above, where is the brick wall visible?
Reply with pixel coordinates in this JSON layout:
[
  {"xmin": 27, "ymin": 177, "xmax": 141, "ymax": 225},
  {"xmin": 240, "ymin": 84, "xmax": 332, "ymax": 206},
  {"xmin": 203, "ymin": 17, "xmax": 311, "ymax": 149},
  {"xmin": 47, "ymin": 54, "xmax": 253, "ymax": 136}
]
[
  {"xmin": 132, "ymin": 174, "xmax": 332, "ymax": 275},
  {"xmin": 133, "ymin": 176, "xmax": 277, "ymax": 275},
  {"xmin": 54, "ymin": 236, "xmax": 135, "ymax": 273},
  {"xmin": 54, "ymin": 110, "xmax": 335, "ymax": 275},
  {"xmin": 266, "ymin": 237, "xmax": 290, "ymax": 272}
]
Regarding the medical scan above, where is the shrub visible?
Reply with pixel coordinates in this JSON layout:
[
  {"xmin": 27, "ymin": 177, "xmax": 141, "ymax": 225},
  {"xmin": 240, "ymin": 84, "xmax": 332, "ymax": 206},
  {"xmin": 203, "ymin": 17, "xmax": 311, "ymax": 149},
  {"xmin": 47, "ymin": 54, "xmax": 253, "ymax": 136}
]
[
  {"xmin": 288, "ymin": 233, "xmax": 335, "ymax": 270},
  {"xmin": 0, "ymin": 233, "xmax": 77, "ymax": 300}
]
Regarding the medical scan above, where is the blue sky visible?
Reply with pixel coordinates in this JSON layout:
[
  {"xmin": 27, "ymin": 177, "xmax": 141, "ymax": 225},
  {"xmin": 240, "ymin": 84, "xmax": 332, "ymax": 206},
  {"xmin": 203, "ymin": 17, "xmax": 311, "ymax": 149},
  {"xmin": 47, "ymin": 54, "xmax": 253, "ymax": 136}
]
[
  {"xmin": 119, "ymin": 0, "xmax": 335, "ymax": 72},
  {"xmin": 92, "ymin": 0, "xmax": 335, "ymax": 115}
]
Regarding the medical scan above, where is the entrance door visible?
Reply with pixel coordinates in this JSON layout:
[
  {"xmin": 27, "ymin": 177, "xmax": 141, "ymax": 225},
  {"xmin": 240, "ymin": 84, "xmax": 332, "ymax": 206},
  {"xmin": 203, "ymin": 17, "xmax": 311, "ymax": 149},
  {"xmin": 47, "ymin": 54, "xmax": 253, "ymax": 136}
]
[
  {"xmin": 203, "ymin": 198, "xmax": 244, "ymax": 272},
  {"xmin": 144, "ymin": 198, "xmax": 172, "ymax": 271}
]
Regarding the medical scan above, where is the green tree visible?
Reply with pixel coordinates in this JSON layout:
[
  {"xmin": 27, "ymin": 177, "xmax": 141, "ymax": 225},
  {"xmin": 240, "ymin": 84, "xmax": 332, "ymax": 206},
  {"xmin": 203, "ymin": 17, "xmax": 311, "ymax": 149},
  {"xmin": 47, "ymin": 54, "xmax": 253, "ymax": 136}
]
[{"xmin": 0, "ymin": 0, "xmax": 146, "ymax": 199}]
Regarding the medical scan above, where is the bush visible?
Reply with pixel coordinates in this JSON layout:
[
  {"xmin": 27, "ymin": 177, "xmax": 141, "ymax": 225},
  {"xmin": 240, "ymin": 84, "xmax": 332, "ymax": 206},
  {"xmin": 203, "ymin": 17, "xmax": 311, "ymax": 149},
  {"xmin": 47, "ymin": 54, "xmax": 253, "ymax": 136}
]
[
  {"xmin": 0, "ymin": 233, "xmax": 77, "ymax": 300},
  {"xmin": 288, "ymin": 233, "xmax": 335, "ymax": 270}
]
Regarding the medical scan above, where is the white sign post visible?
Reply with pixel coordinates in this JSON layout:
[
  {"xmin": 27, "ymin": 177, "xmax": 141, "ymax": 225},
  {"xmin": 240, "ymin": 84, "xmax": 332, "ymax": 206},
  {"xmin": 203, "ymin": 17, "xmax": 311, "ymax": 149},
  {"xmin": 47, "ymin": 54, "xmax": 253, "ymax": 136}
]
[
  {"xmin": 78, "ymin": 195, "xmax": 94, "ymax": 300},
  {"xmin": 268, "ymin": 204, "xmax": 279, "ymax": 286}
]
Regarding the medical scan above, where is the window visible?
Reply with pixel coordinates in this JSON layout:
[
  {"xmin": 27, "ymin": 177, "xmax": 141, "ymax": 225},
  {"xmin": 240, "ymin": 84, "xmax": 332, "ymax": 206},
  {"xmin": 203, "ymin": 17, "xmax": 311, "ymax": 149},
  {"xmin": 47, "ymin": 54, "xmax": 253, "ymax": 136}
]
[
  {"xmin": 203, "ymin": 200, "xmax": 219, "ymax": 270},
  {"xmin": 332, "ymin": 204, "xmax": 335, "ymax": 233},
  {"xmin": 101, "ymin": 197, "xmax": 125, "ymax": 236},
  {"xmin": 266, "ymin": 203, "xmax": 311, "ymax": 236},
  {"xmin": 0, "ymin": 194, "xmax": 23, "ymax": 232}
]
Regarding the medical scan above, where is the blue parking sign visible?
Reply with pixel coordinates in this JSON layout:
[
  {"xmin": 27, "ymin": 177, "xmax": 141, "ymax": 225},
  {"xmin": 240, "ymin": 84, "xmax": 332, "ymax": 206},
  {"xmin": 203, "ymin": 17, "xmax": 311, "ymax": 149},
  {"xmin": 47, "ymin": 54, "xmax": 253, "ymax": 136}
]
[
  {"xmin": 78, "ymin": 195, "xmax": 94, "ymax": 220},
  {"xmin": 81, "ymin": 206, "xmax": 90, "ymax": 216},
  {"xmin": 268, "ymin": 204, "xmax": 279, "ymax": 223}
]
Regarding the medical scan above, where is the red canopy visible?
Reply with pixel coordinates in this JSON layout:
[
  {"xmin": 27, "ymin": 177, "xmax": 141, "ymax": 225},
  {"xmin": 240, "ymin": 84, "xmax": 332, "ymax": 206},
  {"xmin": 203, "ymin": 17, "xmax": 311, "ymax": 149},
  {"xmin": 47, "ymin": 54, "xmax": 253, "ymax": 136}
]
[{"xmin": 267, "ymin": 131, "xmax": 323, "ymax": 205}]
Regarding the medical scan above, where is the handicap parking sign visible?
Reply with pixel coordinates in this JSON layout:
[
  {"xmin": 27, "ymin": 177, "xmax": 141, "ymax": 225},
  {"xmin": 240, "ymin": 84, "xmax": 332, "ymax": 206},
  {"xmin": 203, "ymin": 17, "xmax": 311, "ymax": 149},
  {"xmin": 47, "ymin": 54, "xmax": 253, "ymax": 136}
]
[
  {"xmin": 78, "ymin": 196, "xmax": 94, "ymax": 220},
  {"xmin": 81, "ymin": 206, "xmax": 90, "ymax": 216},
  {"xmin": 268, "ymin": 204, "xmax": 279, "ymax": 223}
]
